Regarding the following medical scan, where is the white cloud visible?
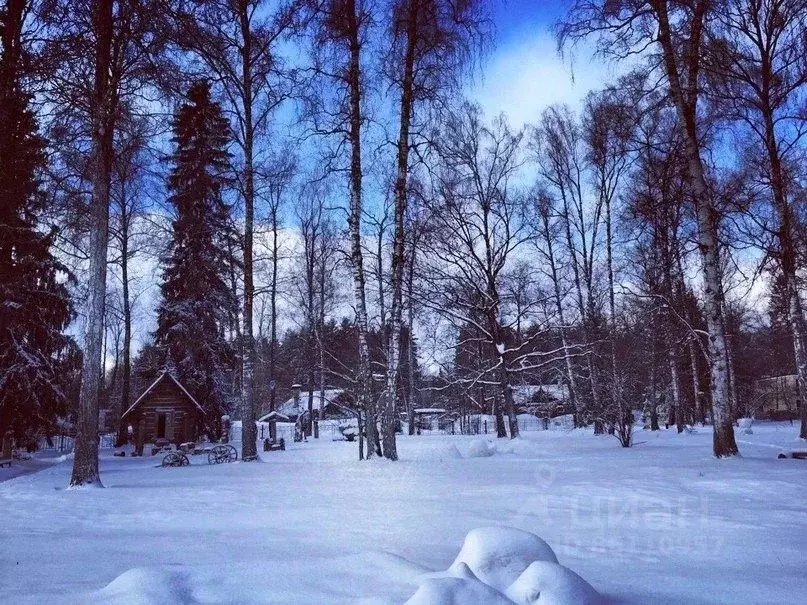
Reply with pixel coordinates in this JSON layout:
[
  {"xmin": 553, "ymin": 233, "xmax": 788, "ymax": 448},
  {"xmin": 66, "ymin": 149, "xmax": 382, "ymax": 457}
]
[{"xmin": 468, "ymin": 32, "xmax": 619, "ymax": 129}]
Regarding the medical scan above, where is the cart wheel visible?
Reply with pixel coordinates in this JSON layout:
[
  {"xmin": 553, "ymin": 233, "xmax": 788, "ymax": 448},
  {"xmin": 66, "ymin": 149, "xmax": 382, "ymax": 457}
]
[
  {"xmin": 162, "ymin": 452, "xmax": 183, "ymax": 467},
  {"xmin": 208, "ymin": 448, "xmax": 221, "ymax": 465},
  {"xmin": 225, "ymin": 444, "xmax": 238, "ymax": 462},
  {"xmin": 180, "ymin": 454, "xmax": 190, "ymax": 466}
]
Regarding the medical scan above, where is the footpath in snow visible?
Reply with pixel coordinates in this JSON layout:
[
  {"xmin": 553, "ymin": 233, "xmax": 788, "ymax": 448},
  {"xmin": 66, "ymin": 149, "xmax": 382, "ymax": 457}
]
[{"xmin": 1, "ymin": 423, "xmax": 806, "ymax": 604}]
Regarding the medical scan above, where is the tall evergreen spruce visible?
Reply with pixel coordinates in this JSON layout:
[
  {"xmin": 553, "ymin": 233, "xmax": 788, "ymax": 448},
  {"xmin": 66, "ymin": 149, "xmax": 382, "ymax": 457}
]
[
  {"xmin": 0, "ymin": 0, "xmax": 74, "ymax": 445},
  {"xmin": 156, "ymin": 82, "xmax": 236, "ymax": 435}
]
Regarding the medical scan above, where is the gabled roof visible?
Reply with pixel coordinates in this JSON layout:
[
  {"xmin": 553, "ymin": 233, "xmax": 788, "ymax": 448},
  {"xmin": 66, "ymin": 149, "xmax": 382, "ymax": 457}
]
[
  {"xmin": 257, "ymin": 410, "xmax": 290, "ymax": 422},
  {"xmin": 121, "ymin": 371, "xmax": 206, "ymax": 419}
]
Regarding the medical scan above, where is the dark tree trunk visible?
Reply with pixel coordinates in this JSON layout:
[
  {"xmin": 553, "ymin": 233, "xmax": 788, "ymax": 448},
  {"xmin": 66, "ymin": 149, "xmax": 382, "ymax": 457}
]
[
  {"xmin": 383, "ymin": 0, "xmax": 420, "ymax": 462},
  {"xmin": 493, "ymin": 395, "xmax": 507, "ymax": 438},
  {"xmin": 115, "ymin": 192, "xmax": 132, "ymax": 447},
  {"xmin": 239, "ymin": 6, "xmax": 257, "ymax": 461}
]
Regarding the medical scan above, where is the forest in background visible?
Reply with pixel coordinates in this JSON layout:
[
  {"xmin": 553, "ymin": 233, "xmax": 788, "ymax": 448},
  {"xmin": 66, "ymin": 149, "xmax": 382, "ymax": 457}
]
[{"xmin": 1, "ymin": 0, "xmax": 807, "ymax": 487}]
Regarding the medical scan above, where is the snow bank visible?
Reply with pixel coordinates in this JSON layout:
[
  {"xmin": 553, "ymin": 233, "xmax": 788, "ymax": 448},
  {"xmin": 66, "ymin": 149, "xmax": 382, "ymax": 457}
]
[
  {"xmin": 407, "ymin": 527, "xmax": 600, "ymax": 604},
  {"xmin": 467, "ymin": 439, "xmax": 495, "ymax": 458},
  {"xmin": 440, "ymin": 444, "xmax": 464, "ymax": 460},
  {"xmin": 494, "ymin": 439, "xmax": 541, "ymax": 456},
  {"xmin": 97, "ymin": 567, "xmax": 194, "ymax": 604},
  {"xmin": 55, "ymin": 451, "xmax": 74, "ymax": 463},
  {"xmin": 405, "ymin": 577, "xmax": 513, "ymax": 605},
  {"xmin": 450, "ymin": 527, "xmax": 558, "ymax": 590},
  {"xmin": 406, "ymin": 443, "xmax": 465, "ymax": 461},
  {"xmin": 505, "ymin": 561, "xmax": 601, "ymax": 605},
  {"xmin": 738, "ymin": 418, "xmax": 753, "ymax": 435}
]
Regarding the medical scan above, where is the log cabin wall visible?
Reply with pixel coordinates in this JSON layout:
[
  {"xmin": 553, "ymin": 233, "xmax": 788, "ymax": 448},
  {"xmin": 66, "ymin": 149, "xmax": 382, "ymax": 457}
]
[{"xmin": 132, "ymin": 380, "xmax": 200, "ymax": 445}]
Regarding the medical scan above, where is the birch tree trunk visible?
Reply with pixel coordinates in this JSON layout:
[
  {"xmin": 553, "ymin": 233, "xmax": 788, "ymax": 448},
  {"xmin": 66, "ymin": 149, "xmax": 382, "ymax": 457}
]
[
  {"xmin": 649, "ymin": 356, "xmax": 660, "ymax": 431},
  {"xmin": 654, "ymin": 0, "xmax": 737, "ymax": 456},
  {"xmin": 345, "ymin": 0, "xmax": 376, "ymax": 459},
  {"xmin": 305, "ymin": 218, "xmax": 317, "ymax": 438},
  {"xmin": 761, "ymin": 100, "xmax": 807, "ymax": 438},
  {"xmin": 406, "ymin": 244, "xmax": 417, "ymax": 435},
  {"xmin": 493, "ymin": 394, "xmax": 507, "ymax": 438},
  {"xmin": 318, "ymin": 301, "xmax": 325, "ymax": 439},
  {"xmin": 316, "ymin": 227, "xmax": 328, "ymax": 439},
  {"xmin": 487, "ymin": 299, "xmax": 519, "ymax": 438},
  {"xmin": 689, "ymin": 337, "xmax": 704, "ymax": 424},
  {"xmin": 669, "ymin": 347, "xmax": 684, "ymax": 433},
  {"xmin": 70, "ymin": 0, "xmax": 115, "ymax": 487},
  {"xmin": 239, "ymin": 4, "xmax": 259, "ymax": 461},
  {"xmin": 115, "ymin": 197, "xmax": 132, "ymax": 447},
  {"xmin": 725, "ymin": 328, "xmax": 738, "ymax": 420},
  {"xmin": 562, "ymin": 190, "xmax": 601, "ymax": 431},
  {"xmin": 499, "ymin": 360, "xmax": 519, "ymax": 439},
  {"xmin": 604, "ymin": 180, "xmax": 621, "ymax": 431},
  {"xmin": 269, "ymin": 201, "xmax": 279, "ymax": 441},
  {"xmin": 713, "ymin": 0, "xmax": 807, "ymax": 439},
  {"xmin": 539, "ymin": 209, "xmax": 582, "ymax": 425},
  {"xmin": 382, "ymin": 0, "xmax": 420, "ymax": 462}
]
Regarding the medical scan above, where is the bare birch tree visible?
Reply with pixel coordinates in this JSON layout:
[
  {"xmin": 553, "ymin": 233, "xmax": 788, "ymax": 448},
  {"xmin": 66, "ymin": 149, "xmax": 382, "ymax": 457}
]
[
  {"xmin": 559, "ymin": 0, "xmax": 739, "ymax": 456},
  {"xmin": 532, "ymin": 105, "xmax": 606, "ymax": 431},
  {"xmin": 419, "ymin": 105, "xmax": 533, "ymax": 439},
  {"xmin": 380, "ymin": 0, "xmax": 489, "ymax": 459},
  {"xmin": 301, "ymin": 0, "xmax": 378, "ymax": 458},
  {"xmin": 706, "ymin": 0, "xmax": 807, "ymax": 438}
]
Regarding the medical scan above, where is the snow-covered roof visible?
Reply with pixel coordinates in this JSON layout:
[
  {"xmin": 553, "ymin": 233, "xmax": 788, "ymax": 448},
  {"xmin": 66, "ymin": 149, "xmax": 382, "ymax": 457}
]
[
  {"xmin": 276, "ymin": 389, "xmax": 350, "ymax": 418},
  {"xmin": 121, "ymin": 371, "xmax": 206, "ymax": 419},
  {"xmin": 257, "ymin": 410, "xmax": 291, "ymax": 422},
  {"xmin": 414, "ymin": 408, "xmax": 447, "ymax": 414}
]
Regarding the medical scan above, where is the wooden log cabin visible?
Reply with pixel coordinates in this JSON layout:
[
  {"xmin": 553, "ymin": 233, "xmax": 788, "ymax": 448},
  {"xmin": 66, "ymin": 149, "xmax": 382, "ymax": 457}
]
[{"xmin": 121, "ymin": 371, "xmax": 206, "ymax": 452}]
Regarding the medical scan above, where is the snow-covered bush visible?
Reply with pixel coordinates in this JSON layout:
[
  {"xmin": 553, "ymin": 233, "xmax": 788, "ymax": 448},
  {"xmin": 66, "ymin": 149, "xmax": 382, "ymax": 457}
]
[
  {"xmin": 467, "ymin": 439, "xmax": 495, "ymax": 458},
  {"xmin": 451, "ymin": 527, "xmax": 557, "ymax": 590},
  {"xmin": 406, "ymin": 527, "xmax": 600, "ymax": 605},
  {"xmin": 737, "ymin": 417, "xmax": 753, "ymax": 435}
]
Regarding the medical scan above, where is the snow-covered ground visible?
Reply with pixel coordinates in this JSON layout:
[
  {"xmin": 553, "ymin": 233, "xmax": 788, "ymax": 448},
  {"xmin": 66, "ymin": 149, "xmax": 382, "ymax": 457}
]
[{"xmin": 1, "ymin": 423, "xmax": 806, "ymax": 604}]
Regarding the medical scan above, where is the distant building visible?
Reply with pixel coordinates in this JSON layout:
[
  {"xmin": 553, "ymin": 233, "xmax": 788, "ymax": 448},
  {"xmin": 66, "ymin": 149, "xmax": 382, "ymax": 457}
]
[
  {"xmin": 259, "ymin": 385, "xmax": 355, "ymax": 423},
  {"xmin": 413, "ymin": 408, "xmax": 450, "ymax": 432},
  {"xmin": 512, "ymin": 383, "xmax": 571, "ymax": 416},
  {"xmin": 753, "ymin": 375, "xmax": 801, "ymax": 420}
]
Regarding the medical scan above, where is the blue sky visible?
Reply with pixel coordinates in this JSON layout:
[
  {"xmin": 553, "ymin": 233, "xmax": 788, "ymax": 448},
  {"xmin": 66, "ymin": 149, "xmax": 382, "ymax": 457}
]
[{"xmin": 468, "ymin": 0, "xmax": 619, "ymax": 127}]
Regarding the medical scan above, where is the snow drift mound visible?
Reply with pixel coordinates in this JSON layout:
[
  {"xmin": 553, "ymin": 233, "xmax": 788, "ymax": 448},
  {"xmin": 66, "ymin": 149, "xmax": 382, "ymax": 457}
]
[
  {"xmin": 407, "ymin": 443, "xmax": 464, "ymax": 461},
  {"xmin": 97, "ymin": 567, "xmax": 194, "ymax": 604},
  {"xmin": 405, "ymin": 577, "xmax": 513, "ymax": 605},
  {"xmin": 505, "ymin": 561, "xmax": 601, "ymax": 605},
  {"xmin": 56, "ymin": 451, "xmax": 74, "ymax": 463},
  {"xmin": 406, "ymin": 527, "xmax": 601, "ymax": 605},
  {"xmin": 451, "ymin": 526, "xmax": 558, "ymax": 590},
  {"xmin": 467, "ymin": 439, "xmax": 495, "ymax": 458}
]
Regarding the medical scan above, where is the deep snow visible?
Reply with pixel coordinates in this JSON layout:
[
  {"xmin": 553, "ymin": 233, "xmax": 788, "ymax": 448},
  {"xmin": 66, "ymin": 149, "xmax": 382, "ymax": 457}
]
[{"xmin": 1, "ymin": 423, "xmax": 806, "ymax": 604}]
